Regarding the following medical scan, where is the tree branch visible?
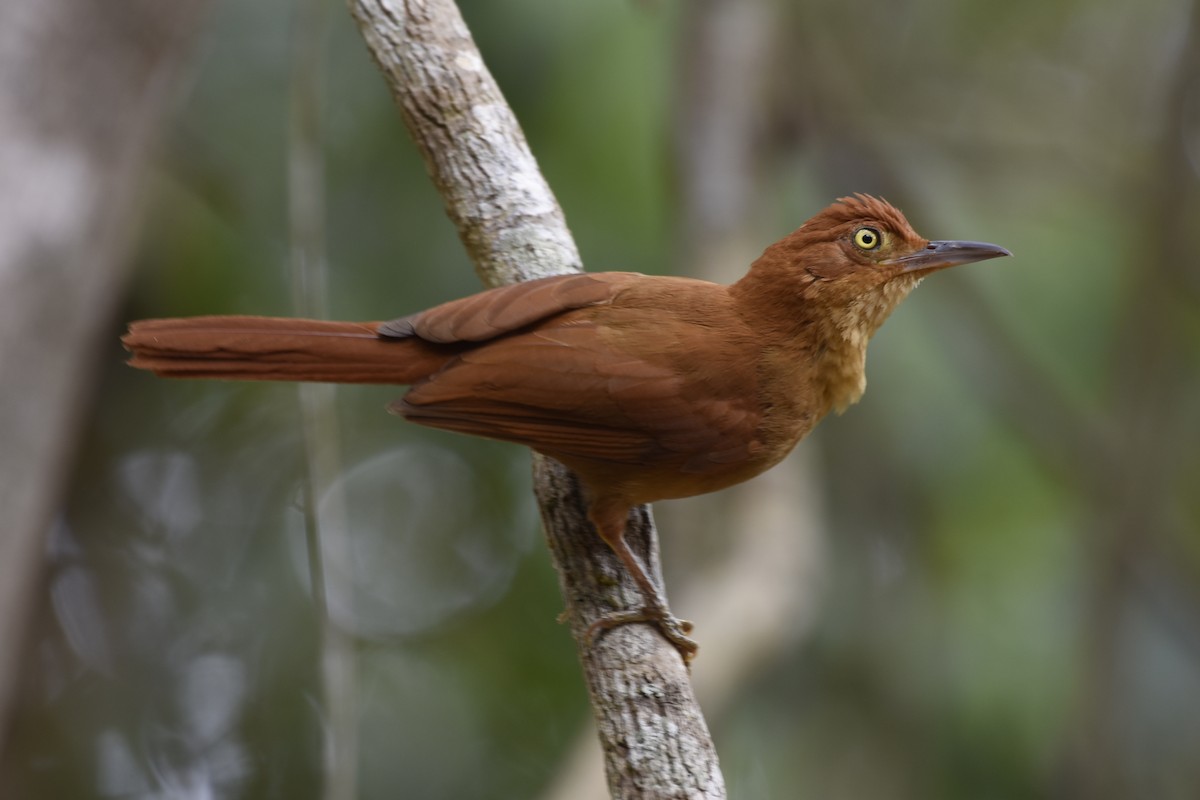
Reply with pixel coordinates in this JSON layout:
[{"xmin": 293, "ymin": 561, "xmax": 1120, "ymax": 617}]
[
  {"xmin": 348, "ymin": 0, "xmax": 580, "ymax": 287},
  {"xmin": 344, "ymin": 1, "xmax": 724, "ymax": 796}
]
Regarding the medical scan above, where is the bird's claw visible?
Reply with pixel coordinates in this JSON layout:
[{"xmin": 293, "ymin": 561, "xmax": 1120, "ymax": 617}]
[{"xmin": 585, "ymin": 606, "xmax": 699, "ymax": 663}]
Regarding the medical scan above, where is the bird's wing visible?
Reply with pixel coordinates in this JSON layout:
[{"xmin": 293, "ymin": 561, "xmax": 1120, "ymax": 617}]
[
  {"xmin": 378, "ymin": 272, "xmax": 643, "ymax": 343},
  {"xmin": 393, "ymin": 312, "xmax": 762, "ymax": 474}
]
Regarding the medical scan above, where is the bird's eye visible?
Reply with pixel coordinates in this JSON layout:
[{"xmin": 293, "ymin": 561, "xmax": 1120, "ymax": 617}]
[{"xmin": 853, "ymin": 227, "xmax": 882, "ymax": 251}]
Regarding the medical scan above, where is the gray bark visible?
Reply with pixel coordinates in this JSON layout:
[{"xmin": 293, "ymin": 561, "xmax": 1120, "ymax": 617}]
[{"xmin": 344, "ymin": 1, "xmax": 725, "ymax": 797}]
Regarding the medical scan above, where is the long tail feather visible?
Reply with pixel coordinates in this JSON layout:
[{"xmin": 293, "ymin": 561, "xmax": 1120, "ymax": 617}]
[{"xmin": 122, "ymin": 315, "xmax": 452, "ymax": 385}]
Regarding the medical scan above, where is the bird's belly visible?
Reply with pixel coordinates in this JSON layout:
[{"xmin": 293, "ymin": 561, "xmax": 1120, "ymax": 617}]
[
  {"xmin": 646, "ymin": 458, "xmax": 777, "ymax": 502},
  {"xmin": 546, "ymin": 385, "xmax": 821, "ymax": 509},
  {"xmin": 555, "ymin": 437, "xmax": 791, "ymax": 508},
  {"xmin": 619, "ymin": 412, "xmax": 817, "ymax": 503}
]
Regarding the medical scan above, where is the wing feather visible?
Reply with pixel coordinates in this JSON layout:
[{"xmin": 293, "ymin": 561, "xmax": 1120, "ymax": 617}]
[
  {"xmin": 394, "ymin": 310, "xmax": 763, "ymax": 472},
  {"xmin": 378, "ymin": 272, "xmax": 641, "ymax": 343}
]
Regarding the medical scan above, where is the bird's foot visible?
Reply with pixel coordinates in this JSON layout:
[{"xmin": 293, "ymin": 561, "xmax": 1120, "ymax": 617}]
[{"xmin": 585, "ymin": 606, "xmax": 698, "ymax": 663}]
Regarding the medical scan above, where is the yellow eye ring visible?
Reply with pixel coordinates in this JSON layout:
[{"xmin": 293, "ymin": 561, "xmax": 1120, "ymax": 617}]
[{"xmin": 853, "ymin": 227, "xmax": 882, "ymax": 250}]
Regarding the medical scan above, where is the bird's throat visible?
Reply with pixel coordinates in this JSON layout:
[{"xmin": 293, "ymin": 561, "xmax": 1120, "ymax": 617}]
[{"xmin": 819, "ymin": 275, "xmax": 922, "ymax": 413}]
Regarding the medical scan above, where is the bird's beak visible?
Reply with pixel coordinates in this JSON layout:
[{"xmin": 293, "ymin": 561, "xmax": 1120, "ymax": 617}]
[{"xmin": 886, "ymin": 240, "xmax": 1012, "ymax": 275}]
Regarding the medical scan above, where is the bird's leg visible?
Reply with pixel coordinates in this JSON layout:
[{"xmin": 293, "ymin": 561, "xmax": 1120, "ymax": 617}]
[{"xmin": 585, "ymin": 500, "xmax": 698, "ymax": 662}]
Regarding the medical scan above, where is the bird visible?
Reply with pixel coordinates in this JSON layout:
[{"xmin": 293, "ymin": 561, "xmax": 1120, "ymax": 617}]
[{"xmin": 123, "ymin": 194, "xmax": 1010, "ymax": 661}]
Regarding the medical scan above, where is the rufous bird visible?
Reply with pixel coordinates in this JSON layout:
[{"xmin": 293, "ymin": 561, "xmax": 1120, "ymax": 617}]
[{"xmin": 123, "ymin": 194, "xmax": 1009, "ymax": 660}]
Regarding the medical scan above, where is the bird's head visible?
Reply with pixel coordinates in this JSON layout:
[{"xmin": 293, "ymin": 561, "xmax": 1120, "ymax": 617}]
[
  {"xmin": 759, "ymin": 194, "xmax": 1009, "ymax": 329},
  {"xmin": 735, "ymin": 194, "xmax": 1010, "ymax": 411}
]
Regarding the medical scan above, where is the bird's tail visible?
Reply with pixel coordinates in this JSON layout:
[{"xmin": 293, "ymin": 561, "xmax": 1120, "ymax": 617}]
[{"xmin": 122, "ymin": 315, "xmax": 452, "ymax": 385}]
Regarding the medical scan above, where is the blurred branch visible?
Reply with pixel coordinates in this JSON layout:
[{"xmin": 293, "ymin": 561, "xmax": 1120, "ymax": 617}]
[
  {"xmin": 672, "ymin": 0, "xmax": 823, "ymax": 750},
  {"xmin": 287, "ymin": 2, "xmax": 358, "ymax": 799},
  {"xmin": 673, "ymin": 0, "xmax": 772, "ymax": 263},
  {"xmin": 0, "ymin": 0, "xmax": 208, "ymax": 754},
  {"xmin": 1062, "ymin": 4, "xmax": 1200, "ymax": 795},
  {"xmin": 344, "ymin": 1, "xmax": 724, "ymax": 796}
]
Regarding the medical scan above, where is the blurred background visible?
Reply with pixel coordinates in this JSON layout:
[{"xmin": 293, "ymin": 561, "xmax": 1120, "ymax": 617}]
[{"xmin": 1, "ymin": 0, "xmax": 1198, "ymax": 797}]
